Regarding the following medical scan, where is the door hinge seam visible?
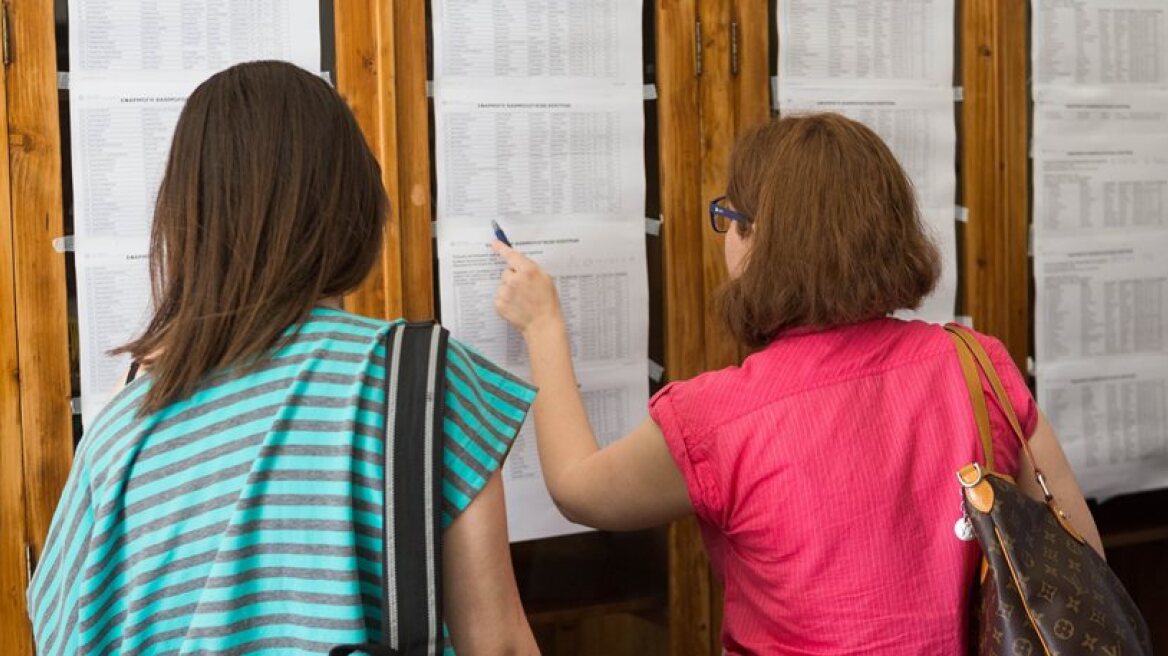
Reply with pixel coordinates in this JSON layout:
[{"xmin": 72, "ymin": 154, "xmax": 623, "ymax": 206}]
[
  {"xmin": 25, "ymin": 541, "xmax": 36, "ymax": 584},
  {"xmin": 694, "ymin": 20, "xmax": 703, "ymax": 77},
  {"xmin": 2, "ymin": 3, "xmax": 11, "ymax": 66},
  {"xmin": 730, "ymin": 20, "xmax": 740, "ymax": 76}
]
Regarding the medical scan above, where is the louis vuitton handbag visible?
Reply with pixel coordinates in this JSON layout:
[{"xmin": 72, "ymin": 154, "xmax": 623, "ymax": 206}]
[{"xmin": 945, "ymin": 325, "xmax": 1152, "ymax": 656}]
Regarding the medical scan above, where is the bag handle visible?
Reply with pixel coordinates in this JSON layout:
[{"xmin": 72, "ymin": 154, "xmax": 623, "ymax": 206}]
[
  {"xmin": 332, "ymin": 322, "xmax": 449, "ymax": 656},
  {"xmin": 945, "ymin": 325, "xmax": 1053, "ymax": 501},
  {"xmin": 947, "ymin": 329, "xmax": 995, "ymax": 473}
]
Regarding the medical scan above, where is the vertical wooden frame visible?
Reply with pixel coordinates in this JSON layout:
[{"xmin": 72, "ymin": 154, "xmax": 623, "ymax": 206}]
[
  {"xmin": 697, "ymin": 0, "xmax": 739, "ymax": 373},
  {"xmin": 335, "ymin": 0, "xmax": 406, "ymax": 320},
  {"xmin": 335, "ymin": 0, "xmax": 434, "ymax": 323},
  {"xmin": 657, "ymin": 6, "xmax": 705, "ymax": 385},
  {"xmin": 0, "ymin": 53, "xmax": 35, "ymax": 655},
  {"xmin": 960, "ymin": 0, "xmax": 1031, "ymax": 366},
  {"xmin": 695, "ymin": 0, "xmax": 772, "ymax": 375},
  {"xmin": 731, "ymin": 1, "xmax": 770, "ymax": 133},
  {"xmin": 394, "ymin": 0, "xmax": 434, "ymax": 321},
  {"xmin": 656, "ymin": 1, "xmax": 714, "ymax": 654},
  {"xmin": 7, "ymin": 0, "xmax": 74, "ymax": 570}
]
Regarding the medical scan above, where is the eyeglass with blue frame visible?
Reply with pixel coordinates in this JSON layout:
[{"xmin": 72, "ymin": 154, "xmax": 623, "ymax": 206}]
[{"xmin": 709, "ymin": 196, "xmax": 750, "ymax": 233}]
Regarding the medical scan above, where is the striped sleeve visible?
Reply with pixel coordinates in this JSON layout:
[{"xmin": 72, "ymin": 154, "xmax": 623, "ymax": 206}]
[
  {"xmin": 26, "ymin": 457, "xmax": 94, "ymax": 655},
  {"xmin": 440, "ymin": 339, "xmax": 536, "ymax": 527}
]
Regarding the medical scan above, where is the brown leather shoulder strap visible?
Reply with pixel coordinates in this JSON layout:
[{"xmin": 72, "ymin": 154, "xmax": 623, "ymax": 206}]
[
  {"xmin": 946, "ymin": 325, "xmax": 1046, "ymax": 490},
  {"xmin": 949, "ymin": 327, "xmax": 1025, "ymax": 442},
  {"xmin": 947, "ymin": 329, "xmax": 995, "ymax": 472}
]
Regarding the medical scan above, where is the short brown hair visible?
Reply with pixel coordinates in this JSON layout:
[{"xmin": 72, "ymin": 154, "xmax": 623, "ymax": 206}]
[
  {"xmin": 717, "ymin": 113, "xmax": 940, "ymax": 348},
  {"xmin": 118, "ymin": 61, "xmax": 388, "ymax": 415}
]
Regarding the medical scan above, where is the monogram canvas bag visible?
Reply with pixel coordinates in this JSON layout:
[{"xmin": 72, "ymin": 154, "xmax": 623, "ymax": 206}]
[{"xmin": 946, "ymin": 325, "xmax": 1152, "ymax": 656}]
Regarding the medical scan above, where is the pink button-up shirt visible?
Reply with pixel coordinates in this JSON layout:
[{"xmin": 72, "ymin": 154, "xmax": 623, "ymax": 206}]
[{"xmin": 650, "ymin": 318, "xmax": 1037, "ymax": 655}]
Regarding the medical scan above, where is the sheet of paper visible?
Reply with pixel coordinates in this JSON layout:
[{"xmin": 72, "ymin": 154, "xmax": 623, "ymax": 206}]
[
  {"xmin": 432, "ymin": 0, "xmax": 642, "ymax": 91},
  {"xmin": 437, "ymin": 223, "xmax": 650, "ymax": 541},
  {"xmin": 778, "ymin": 87, "xmax": 957, "ymax": 211},
  {"xmin": 1032, "ymin": 138, "xmax": 1168, "ymax": 239},
  {"xmin": 1032, "ymin": 0, "xmax": 1168, "ymax": 90},
  {"xmin": 1038, "ymin": 356, "xmax": 1168, "ymax": 500},
  {"xmin": 1031, "ymin": 1, "xmax": 1168, "ymax": 498},
  {"xmin": 69, "ymin": 0, "xmax": 321, "ymax": 72},
  {"xmin": 1033, "ymin": 87, "xmax": 1168, "ymax": 138},
  {"xmin": 1034, "ymin": 232, "xmax": 1168, "ymax": 365},
  {"xmin": 69, "ymin": 4, "xmax": 323, "ymax": 427},
  {"xmin": 438, "ymin": 223, "xmax": 648, "ymax": 372},
  {"xmin": 69, "ymin": 74, "xmax": 189, "ymax": 426},
  {"xmin": 503, "ymin": 367, "xmax": 648, "ymax": 541},
  {"xmin": 434, "ymin": 89, "xmax": 645, "ymax": 223},
  {"xmin": 70, "ymin": 74, "xmax": 204, "ymax": 241},
  {"xmin": 76, "ymin": 250, "xmax": 152, "ymax": 428},
  {"xmin": 778, "ymin": 0, "xmax": 954, "ymax": 88}
]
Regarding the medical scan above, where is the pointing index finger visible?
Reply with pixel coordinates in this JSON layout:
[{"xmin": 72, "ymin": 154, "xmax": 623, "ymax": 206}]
[{"xmin": 491, "ymin": 239, "xmax": 527, "ymax": 268}]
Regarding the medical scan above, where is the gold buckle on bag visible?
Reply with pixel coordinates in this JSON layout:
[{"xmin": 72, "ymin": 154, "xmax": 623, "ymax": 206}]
[{"xmin": 957, "ymin": 462, "xmax": 984, "ymax": 488}]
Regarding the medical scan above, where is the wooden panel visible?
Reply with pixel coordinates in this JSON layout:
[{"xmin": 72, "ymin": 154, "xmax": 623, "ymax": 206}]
[
  {"xmin": 1107, "ymin": 540, "xmax": 1168, "ymax": 652},
  {"xmin": 0, "ymin": 56, "xmax": 35, "ymax": 656},
  {"xmin": 334, "ymin": 0, "xmax": 405, "ymax": 321},
  {"xmin": 697, "ymin": 0, "xmax": 739, "ymax": 373},
  {"xmin": 668, "ymin": 517, "xmax": 712, "ymax": 656},
  {"xmin": 695, "ymin": 0, "xmax": 771, "ymax": 371},
  {"xmin": 393, "ymin": 0, "xmax": 435, "ymax": 321},
  {"xmin": 335, "ymin": 0, "xmax": 436, "ymax": 322},
  {"xmin": 657, "ymin": 6, "xmax": 705, "ymax": 379},
  {"xmin": 732, "ymin": 1, "xmax": 771, "ymax": 132},
  {"xmin": 960, "ymin": 0, "xmax": 1030, "ymax": 366},
  {"xmin": 657, "ymin": 2, "xmax": 714, "ymax": 653},
  {"xmin": 8, "ymin": 0, "xmax": 74, "ymax": 563},
  {"xmin": 532, "ymin": 608, "xmax": 668, "ymax": 656},
  {"xmin": 996, "ymin": 0, "xmax": 1030, "ymax": 364}
]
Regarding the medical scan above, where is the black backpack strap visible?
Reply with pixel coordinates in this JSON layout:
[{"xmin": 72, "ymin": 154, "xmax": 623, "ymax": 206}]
[
  {"xmin": 332, "ymin": 322, "xmax": 449, "ymax": 656},
  {"xmin": 392, "ymin": 323, "xmax": 448, "ymax": 654}
]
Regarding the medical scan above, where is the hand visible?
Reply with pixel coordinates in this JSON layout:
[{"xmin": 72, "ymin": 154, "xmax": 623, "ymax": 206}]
[{"xmin": 492, "ymin": 240, "xmax": 564, "ymax": 337}]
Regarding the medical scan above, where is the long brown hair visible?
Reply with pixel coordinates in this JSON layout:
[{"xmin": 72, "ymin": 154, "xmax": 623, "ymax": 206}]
[
  {"xmin": 118, "ymin": 61, "xmax": 387, "ymax": 415},
  {"xmin": 717, "ymin": 113, "xmax": 940, "ymax": 348}
]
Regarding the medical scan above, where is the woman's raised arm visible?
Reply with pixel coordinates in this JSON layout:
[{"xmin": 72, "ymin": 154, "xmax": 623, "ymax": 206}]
[{"xmin": 492, "ymin": 242, "xmax": 692, "ymax": 532}]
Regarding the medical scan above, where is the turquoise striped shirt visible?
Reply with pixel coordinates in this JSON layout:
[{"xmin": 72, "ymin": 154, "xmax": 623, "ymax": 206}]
[{"xmin": 28, "ymin": 308, "xmax": 536, "ymax": 655}]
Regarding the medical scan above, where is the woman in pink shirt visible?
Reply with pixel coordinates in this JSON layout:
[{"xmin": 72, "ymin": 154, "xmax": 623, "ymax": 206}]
[{"xmin": 491, "ymin": 113, "xmax": 1103, "ymax": 654}]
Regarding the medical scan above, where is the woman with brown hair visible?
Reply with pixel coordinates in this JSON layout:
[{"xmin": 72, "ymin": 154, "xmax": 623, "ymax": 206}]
[
  {"xmin": 29, "ymin": 61, "xmax": 537, "ymax": 655},
  {"xmin": 491, "ymin": 113, "xmax": 1103, "ymax": 654}
]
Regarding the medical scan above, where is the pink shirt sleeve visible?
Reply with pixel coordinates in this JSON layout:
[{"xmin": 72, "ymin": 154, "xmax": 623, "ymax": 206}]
[
  {"xmin": 971, "ymin": 332, "xmax": 1039, "ymax": 477},
  {"xmin": 649, "ymin": 381, "xmax": 724, "ymax": 526}
]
